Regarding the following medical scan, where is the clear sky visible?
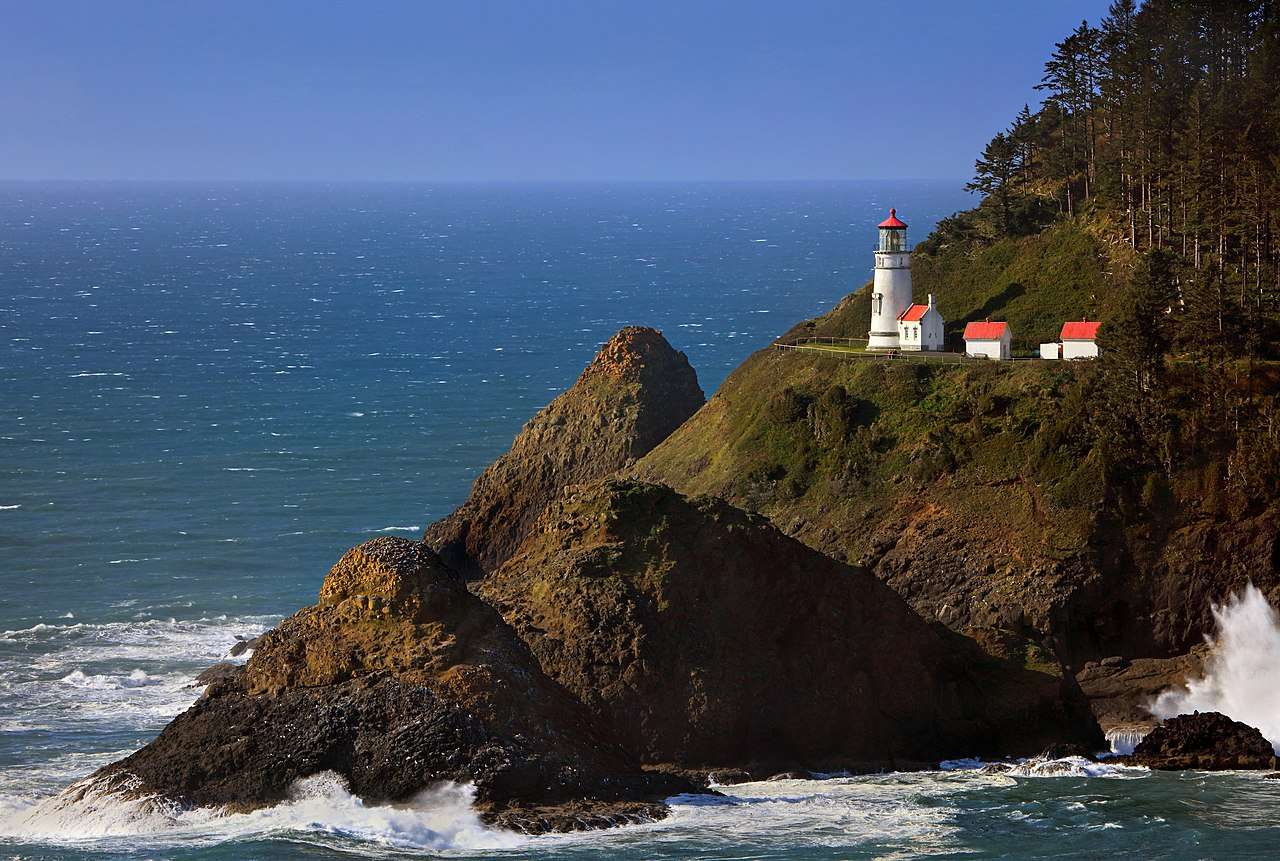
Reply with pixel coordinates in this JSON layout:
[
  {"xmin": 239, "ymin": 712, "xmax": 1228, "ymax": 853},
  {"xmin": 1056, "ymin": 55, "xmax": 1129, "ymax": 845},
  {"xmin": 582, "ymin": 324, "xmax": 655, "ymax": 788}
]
[{"xmin": 0, "ymin": 1, "xmax": 1116, "ymax": 182}]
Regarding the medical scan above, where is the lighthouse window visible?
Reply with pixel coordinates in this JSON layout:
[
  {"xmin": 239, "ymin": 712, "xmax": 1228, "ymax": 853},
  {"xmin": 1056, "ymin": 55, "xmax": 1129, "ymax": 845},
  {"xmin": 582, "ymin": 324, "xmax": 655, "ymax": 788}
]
[{"xmin": 879, "ymin": 230, "xmax": 906, "ymax": 253}]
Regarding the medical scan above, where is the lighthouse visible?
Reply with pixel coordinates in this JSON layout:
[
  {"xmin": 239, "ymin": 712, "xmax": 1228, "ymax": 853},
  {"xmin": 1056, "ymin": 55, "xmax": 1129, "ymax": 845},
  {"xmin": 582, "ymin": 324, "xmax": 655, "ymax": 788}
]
[{"xmin": 867, "ymin": 208, "xmax": 913, "ymax": 350}]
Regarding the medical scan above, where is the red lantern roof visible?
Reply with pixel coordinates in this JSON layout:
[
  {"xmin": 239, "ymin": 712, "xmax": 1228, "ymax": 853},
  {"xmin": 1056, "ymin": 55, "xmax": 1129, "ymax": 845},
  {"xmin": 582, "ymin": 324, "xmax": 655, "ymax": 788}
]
[
  {"xmin": 898, "ymin": 304, "xmax": 929, "ymax": 322},
  {"xmin": 878, "ymin": 208, "xmax": 908, "ymax": 229},
  {"xmin": 1060, "ymin": 320, "xmax": 1101, "ymax": 340},
  {"xmin": 963, "ymin": 320, "xmax": 1009, "ymax": 340}
]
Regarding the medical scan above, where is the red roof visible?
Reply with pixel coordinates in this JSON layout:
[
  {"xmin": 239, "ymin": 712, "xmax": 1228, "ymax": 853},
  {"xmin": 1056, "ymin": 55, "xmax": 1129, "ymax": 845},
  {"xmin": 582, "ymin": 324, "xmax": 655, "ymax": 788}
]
[
  {"xmin": 1061, "ymin": 320, "xmax": 1101, "ymax": 340},
  {"xmin": 898, "ymin": 304, "xmax": 929, "ymax": 322},
  {"xmin": 878, "ymin": 208, "xmax": 908, "ymax": 229},
  {"xmin": 963, "ymin": 321, "xmax": 1009, "ymax": 340}
]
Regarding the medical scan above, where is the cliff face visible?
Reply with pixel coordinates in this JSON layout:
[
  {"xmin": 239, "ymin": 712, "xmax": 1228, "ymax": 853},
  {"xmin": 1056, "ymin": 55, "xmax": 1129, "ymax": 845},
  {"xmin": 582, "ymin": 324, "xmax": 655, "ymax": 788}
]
[
  {"xmin": 75, "ymin": 314, "xmax": 1121, "ymax": 829},
  {"xmin": 633, "ymin": 331, "xmax": 1280, "ymax": 671},
  {"xmin": 425, "ymin": 326, "xmax": 704, "ymax": 578},
  {"xmin": 478, "ymin": 478, "xmax": 1102, "ymax": 770},
  {"xmin": 90, "ymin": 537, "xmax": 690, "ymax": 830}
]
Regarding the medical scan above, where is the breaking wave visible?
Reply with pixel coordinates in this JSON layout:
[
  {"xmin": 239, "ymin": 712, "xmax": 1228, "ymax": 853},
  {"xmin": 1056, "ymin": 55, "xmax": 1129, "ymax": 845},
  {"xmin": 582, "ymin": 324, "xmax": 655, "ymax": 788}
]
[
  {"xmin": 1152, "ymin": 584, "xmax": 1280, "ymax": 752},
  {"xmin": 997, "ymin": 756, "xmax": 1149, "ymax": 779},
  {"xmin": 0, "ymin": 772, "xmax": 524, "ymax": 852}
]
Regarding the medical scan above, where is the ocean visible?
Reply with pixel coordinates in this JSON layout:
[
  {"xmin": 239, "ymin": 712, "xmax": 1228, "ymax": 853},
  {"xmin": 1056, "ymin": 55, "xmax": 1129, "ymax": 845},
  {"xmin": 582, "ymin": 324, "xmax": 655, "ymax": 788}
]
[{"xmin": 2, "ymin": 181, "xmax": 1276, "ymax": 859}]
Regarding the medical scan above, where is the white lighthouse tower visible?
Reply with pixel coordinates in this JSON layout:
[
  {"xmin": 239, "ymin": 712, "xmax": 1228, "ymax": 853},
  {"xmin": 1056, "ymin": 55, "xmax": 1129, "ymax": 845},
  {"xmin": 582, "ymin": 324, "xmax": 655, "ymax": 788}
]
[{"xmin": 867, "ymin": 208, "xmax": 913, "ymax": 350}]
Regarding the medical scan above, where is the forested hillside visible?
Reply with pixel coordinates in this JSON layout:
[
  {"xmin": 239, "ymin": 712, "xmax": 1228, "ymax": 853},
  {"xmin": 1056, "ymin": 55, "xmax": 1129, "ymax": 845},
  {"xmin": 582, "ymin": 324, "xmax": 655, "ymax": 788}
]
[
  {"xmin": 942, "ymin": 0, "xmax": 1280, "ymax": 519},
  {"xmin": 637, "ymin": 0, "xmax": 1280, "ymax": 668}
]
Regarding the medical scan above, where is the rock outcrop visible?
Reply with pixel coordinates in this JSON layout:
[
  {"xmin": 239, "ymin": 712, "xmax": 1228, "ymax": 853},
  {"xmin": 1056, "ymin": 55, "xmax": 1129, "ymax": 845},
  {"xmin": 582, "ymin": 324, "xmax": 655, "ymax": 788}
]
[
  {"xmin": 425, "ymin": 327, "xmax": 704, "ymax": 578},
  {"xmin": 1129, "ymin": 712, "xmax": 1276, "ymax": 771},
  {"xmin": 89, "ymin": 537, "xmax": 692, "ymax": 830},
  {"xmin": 1075, "ymin": 648, "xmax": 1207, "ymax": 732},
  {"xmin": 478, "ymin": 478, "xmax": 1103, "ymax": 772}
]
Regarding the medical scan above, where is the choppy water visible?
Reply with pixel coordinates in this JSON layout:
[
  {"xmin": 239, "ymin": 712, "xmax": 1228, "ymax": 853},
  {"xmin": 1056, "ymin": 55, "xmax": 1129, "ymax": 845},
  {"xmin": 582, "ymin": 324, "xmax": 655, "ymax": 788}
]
[{"xmin": 3, "ymin": 182, "xmax": 1277, "ymax": 859}]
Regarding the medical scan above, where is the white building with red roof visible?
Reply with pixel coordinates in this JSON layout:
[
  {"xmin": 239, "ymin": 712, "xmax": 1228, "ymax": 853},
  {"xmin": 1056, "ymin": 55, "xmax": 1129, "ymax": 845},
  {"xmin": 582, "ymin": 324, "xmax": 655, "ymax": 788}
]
[
  {"xmin": 1060, "ymin": 320, "xmax": 1101, "ymax": 359},
  {"xmin": 963, "ymin": 320, "xmax": 1013, "ymax": 360},
  {"xmin": 896, "ymin": 293, "xmax": 945, "ymax": 351}
]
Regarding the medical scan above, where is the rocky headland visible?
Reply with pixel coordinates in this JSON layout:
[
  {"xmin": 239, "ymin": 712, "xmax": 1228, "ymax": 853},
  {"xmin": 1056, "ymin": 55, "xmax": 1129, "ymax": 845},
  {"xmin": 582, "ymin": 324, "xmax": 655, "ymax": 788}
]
[{"xmin": 62, "ymin": 269, "xmax": 1279, "ymax": 829}]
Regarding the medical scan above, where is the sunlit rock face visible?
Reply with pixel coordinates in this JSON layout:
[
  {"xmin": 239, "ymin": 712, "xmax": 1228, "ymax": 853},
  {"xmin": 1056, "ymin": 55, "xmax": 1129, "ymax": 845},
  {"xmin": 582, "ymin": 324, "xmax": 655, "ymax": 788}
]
[{"xmin": 425, "ymin": 326, "xmax": 704, "ymax": 578}]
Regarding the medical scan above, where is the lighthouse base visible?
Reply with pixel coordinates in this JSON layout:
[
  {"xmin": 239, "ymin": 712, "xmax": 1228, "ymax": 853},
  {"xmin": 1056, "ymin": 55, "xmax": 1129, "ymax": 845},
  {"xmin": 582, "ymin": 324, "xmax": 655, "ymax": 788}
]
[{"xmin": 866, "ymin": 330, "xmax": 901, "ymax": 351}]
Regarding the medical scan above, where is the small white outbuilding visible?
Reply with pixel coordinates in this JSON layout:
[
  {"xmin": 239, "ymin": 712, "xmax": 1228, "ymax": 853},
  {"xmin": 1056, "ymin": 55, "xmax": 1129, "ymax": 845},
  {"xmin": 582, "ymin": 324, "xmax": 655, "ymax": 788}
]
[
  {"xmin": 896, "ymin": 293, "xmax": 946, "ymax": 351},
  {"xmin": 1040, "ymin": 342, "xmax": 1063, "ymax": 360},
  {"xmin": 1060, "ymin": 320, "xmax": 1101, "ymax": 359},
  {"xmin": 963, "ymin": 320, "xmax": 1013, "ymax": 360}
]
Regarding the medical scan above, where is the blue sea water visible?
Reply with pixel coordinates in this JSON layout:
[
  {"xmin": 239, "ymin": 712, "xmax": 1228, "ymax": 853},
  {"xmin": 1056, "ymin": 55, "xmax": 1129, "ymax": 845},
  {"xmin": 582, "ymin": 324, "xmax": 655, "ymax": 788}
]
[{"xmin": 2, "ymin": 181, "xmax": 1277, "ymax": 859}]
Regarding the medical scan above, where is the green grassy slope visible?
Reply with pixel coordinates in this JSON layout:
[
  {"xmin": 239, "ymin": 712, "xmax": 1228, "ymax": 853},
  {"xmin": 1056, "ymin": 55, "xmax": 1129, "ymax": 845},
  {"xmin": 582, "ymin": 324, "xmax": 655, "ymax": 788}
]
[
  {"xmin": 782, "ymin": 219, "xmax": 1123, "ymax": 353},
  {"xmin": 637, "ymin": 208, "xmax": 1277, "ymax": 669}
]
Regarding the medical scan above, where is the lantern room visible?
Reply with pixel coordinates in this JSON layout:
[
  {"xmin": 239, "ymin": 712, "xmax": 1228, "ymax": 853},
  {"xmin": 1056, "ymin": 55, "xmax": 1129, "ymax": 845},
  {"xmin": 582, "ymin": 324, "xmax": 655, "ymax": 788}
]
[{"xmin": 877, "ymin": 208, "xmax": 908, "ymax": 253}]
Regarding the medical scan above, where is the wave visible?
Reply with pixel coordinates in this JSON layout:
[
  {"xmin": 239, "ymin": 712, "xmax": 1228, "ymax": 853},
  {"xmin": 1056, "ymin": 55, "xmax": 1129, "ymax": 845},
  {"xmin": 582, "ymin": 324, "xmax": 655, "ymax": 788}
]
[
  {"xmin": 1152, "ymin": 583, "xmax": 1280, "ymax": 752},
  {"xmin": 1, "ymin": 772, "xmax": 525, "ymax": 852},
  {"xmin": 60, "ymin": 668, "xmax": 166, "ymax": 690},
  {"xmin": 982, "ymin": 756, "xmax": 1149, "ymax": 779},
  {"xmin": 1105, "ymin": 726, "xmax": 1152, "ymax": 756},
  {"xmin": 0, "ymin": 615, "xmax": 275, "ymax": 738},
  {"xmin": 938, "ymin": 756, "xmax": 1150, "ymax": 779}
]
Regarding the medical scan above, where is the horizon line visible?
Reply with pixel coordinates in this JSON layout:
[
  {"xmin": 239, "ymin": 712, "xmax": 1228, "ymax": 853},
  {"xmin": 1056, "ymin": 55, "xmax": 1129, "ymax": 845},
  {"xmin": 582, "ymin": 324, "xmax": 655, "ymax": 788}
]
[{"xmin": 0, "ymin": 176, "xmax": 970, "ymax": 186}]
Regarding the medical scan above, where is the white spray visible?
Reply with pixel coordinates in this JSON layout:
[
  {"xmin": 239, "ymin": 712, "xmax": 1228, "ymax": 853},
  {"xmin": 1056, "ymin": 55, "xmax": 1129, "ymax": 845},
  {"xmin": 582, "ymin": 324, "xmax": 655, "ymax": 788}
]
[{"xmin": 1152, "ymin": 583, "xmax": 1280, "ymax": 753}]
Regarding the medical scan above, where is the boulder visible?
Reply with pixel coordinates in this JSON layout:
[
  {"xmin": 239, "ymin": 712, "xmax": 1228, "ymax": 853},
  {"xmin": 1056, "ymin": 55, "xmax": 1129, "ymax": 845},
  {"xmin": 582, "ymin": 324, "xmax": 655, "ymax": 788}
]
[
  {"xmin": 478, "ymin": 478, "xmax": 1104, "ymax": 773},
  {"xmin": 1130, "ymin": 712, "xmax": 1277, "ymax": 770},
  {"xmin": 86, "ymin": 537, "xmax": 693, "ymax": 829},
  {"xmin": 228, "ymin": 635, "xmax": 261, "ymax": 657},
  {"xmin": 425, "ymin": 327, "xmax": 704, "ymax": 578}
]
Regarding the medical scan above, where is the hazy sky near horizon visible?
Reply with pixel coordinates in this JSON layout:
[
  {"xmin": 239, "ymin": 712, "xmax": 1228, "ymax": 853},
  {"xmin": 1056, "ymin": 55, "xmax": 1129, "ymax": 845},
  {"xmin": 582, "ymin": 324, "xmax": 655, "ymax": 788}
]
[{"xmin": 1, "ymin": 1, "xmax": 1115, "ymax": 182}]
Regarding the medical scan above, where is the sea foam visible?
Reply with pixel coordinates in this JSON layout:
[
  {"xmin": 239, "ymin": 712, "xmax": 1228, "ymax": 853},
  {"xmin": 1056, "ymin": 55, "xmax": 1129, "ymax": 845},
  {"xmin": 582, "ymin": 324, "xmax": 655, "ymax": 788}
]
[
  {"xmin": 0, "ymin": 772, "xmax": 523, "ymax": 851},
  {"xmin": 1152, "ymin": 584, "xmax": 1280, "ymax": 752}
]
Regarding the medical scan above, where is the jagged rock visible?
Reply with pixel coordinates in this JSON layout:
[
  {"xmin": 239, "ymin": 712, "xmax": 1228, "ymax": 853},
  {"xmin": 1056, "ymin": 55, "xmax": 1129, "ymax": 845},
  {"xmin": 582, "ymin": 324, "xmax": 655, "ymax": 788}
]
[
  {"xmin": 87, "ymin": 537, "xmax": 694, "ymax": 829},
  {"xmin": 192, "ymin": 661, "xmax": 243, "ymax": 689},
  {"xmin": 425, "ymin": 327, "xmax": 704, "ymax": 578},
  {"xmin": 1130, "ymin": 712, "xmax": 1276, "ymax": 771},
  {"xmin": 228, "ymin": 635, "xmax": 261, "ymax": 657},
  {"xmin": 478, "ymin": 479, "xmax": 1103, "ymax": 773},
  {"xmin": 707, "ymin": 769, "xmax": 753, "ymax": 786}
]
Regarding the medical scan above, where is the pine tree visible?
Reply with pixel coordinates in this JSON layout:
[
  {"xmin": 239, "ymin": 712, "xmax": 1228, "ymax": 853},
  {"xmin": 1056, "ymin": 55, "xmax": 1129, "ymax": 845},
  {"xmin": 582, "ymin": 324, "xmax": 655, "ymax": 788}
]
[{"xmin": 966, "ymin": 132, "xmax": 1021, "ymax": 236}]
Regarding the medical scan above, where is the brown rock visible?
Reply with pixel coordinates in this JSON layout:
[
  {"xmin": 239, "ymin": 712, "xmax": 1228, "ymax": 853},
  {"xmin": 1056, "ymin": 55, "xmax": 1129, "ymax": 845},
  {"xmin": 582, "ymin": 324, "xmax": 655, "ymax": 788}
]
[
  {"xmin": 478, "ymin": 478, "xmax": 1103, "ymax": 772},
  {"xmin": 1130, "ymin": 711, "xmax": 1277, "ymax": 771},
  {"xmin": 86, "ymin": 537, "xmax": 694, "ymax": 829},
  {"xmin": 1075, "ymin": 648, "xmax": 1207, "ymax": 732},
  {"xmin": 425, "ymin": 327, "xmax": 704, "ymax": 578}
]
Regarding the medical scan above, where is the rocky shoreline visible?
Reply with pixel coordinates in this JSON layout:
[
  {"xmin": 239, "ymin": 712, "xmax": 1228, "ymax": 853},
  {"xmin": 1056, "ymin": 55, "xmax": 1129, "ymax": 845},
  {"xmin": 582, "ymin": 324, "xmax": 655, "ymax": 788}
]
[{"xmin": 55, "ymin": 326, "xmax": 1277, "ymax": 832}]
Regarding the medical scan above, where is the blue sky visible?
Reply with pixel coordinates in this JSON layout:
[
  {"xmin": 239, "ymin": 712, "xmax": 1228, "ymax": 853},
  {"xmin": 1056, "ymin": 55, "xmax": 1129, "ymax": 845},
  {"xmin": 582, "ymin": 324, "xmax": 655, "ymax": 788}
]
[{"xmin": 0, "ymin": 1, "xmax": 1115, "ymax": 181}]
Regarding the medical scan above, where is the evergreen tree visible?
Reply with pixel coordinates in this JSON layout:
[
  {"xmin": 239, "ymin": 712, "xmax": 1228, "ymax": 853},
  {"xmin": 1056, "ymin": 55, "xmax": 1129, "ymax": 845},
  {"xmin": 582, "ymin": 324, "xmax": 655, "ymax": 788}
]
[{"xmin": 966, "ymin": 132, "xmax": 1021, "ymax": 236}]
